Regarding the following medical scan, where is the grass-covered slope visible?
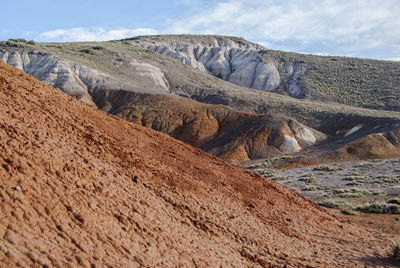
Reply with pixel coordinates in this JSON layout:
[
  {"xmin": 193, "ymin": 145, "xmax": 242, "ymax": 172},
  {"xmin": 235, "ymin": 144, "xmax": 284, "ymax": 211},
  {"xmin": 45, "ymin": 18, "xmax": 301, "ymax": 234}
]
[
  {"xmin": 263, "ymin": 49, "xmax": 400, "ymax": 110},
  {"xmin": 127, "ymin": 34, "xmax": 400, "ymax": 111}
]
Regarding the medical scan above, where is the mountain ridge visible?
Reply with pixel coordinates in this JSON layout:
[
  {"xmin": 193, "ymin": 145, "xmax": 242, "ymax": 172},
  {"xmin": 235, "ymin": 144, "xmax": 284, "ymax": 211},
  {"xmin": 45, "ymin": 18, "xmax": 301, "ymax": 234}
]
[
  {"xmin": 0, "ymin": 59, "xmax": 394, "ymax": 267},
  {"xmin": 128, "ymin": 35, "xmax": 400, "ymax": 110},
  {"xmin": 2, "ymin": 36, "xmax": 400, "ymax": 163}
]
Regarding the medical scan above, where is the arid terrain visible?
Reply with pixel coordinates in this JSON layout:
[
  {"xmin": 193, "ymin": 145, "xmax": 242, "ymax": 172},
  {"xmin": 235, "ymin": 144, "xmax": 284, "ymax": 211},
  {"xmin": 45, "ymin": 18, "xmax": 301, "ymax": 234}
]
[
  {"xmin": 1, "ymin": 34, "xmax": 400, "ymax": 267},
  {"xmin": 1, "ymin": 36, "xmax": 400, "ymax": 164},
  {"xmin": 243, "ymin": 157, "xmax": 400, "ymax": 205},
  {"xmin": 0, "ymin": 52, "xmax": 399, "ymax": 267}
]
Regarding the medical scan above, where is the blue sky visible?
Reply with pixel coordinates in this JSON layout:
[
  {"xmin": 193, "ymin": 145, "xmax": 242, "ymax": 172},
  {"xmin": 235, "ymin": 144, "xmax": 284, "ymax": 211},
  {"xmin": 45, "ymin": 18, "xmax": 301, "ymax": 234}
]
[{"xmin": 1, "ymin": 0, "xmax": 399, "ymax": 60}]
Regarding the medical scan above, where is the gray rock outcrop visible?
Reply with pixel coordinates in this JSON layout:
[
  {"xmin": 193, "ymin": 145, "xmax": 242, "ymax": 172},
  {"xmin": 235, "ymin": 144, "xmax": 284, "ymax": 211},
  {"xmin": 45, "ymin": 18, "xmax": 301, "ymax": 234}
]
[
  {"xmin": 0, "ymin": 51, "xmax": 170, "ymax": 107},
  {"xmin": 130, "ymin": 37, "xmax": 306, "ymax": 97}
]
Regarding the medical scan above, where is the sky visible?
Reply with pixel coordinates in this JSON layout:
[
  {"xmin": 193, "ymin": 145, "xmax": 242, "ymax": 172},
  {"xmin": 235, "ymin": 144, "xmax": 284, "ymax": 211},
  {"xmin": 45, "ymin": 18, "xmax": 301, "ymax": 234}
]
[{"xmin": 1, "ymin": 0, "xmax": 399, "ymax": 61}]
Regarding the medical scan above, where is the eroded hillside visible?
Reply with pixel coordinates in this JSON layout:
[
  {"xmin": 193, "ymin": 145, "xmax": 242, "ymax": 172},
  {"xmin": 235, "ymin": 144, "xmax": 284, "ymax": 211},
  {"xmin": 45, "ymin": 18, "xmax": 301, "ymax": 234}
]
[
  {"xmin": 1, "ymin": 37, "xmax": 400, "ymax": 164},
  {"xmin": 129, "ymin": 35, "xmax": 400, "ymax": 110},
  {"xmin": 0, "ymin": 54, "xmax": 396, "ymax": 267}
]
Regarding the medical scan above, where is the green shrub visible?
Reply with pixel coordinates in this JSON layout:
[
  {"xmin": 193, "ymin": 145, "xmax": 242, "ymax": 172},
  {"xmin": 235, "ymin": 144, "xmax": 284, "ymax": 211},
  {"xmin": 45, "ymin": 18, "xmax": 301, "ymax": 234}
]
[
  {"xmin": 7, "ymin": 38, "xmax": 35, "ymax": 45},
  {"xmin": 375, "ymin": 176, "xmax": 399, "ymax": 183},
  {"xmin": 298, "ymin": 175, "xmax": 319, "ymax": 183},
  {"xmin": 345, "ymin": 182, "xmax": 361, "ymax": 186},
  {"xmin": 342, "ymin": 175, "xmax": 371, "ymax": 183},
  {"xmin": 388, "ymin": 198, "xmax": 400, "ymax": 205},
  {"xmin": 271, "ymin": 176, "xmax": 290, "ymax": 181},
  {"xmin": 336, "ymin": 192, "xmax": 368, "ymax": 198},
  {"xmin": 302, "ymin": 185, "xmax": 319, "ymax": 191},
  {"xmin": 313, "ymin": 165, "xmax": 341, "ymax": 172},
  {"xmin": 318, "ymin": 199, "xmax": 353, "ymax": 209},
  {"xmin": 357, "ymin": 202, "xmax": 400, "ymax": 214}
]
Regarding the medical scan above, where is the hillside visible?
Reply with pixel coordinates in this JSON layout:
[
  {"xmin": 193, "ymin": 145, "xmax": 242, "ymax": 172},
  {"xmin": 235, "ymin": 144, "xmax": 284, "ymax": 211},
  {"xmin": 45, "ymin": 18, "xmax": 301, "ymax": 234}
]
[
  {"xmin": 2, "ymin": 38, "xmax": 400, "ymax": 130},
  {"xmin": 1, "ymin": 36, "xmax": 400, "ymax": 163},
  {"xmin": 111, "ymin": 94, "xmax": 326, "ymax": 162},
  {"xmin": 0, "ymin": 54, "xmax": 396, "ymax": 267},
  {"xmin": 129, "ymin": 35, "xmax": 400, "ymax": 111}
]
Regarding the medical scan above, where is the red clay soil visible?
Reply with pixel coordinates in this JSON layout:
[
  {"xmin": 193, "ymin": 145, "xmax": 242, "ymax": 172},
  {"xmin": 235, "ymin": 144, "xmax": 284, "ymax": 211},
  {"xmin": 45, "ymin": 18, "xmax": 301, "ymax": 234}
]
[
  {"xmin": 0, "ymin": 60, "xmax": 396, "ymax": 267},
  {"xmin": 113, "ymin": 94, "xmax": 326, "ymax": 163}
]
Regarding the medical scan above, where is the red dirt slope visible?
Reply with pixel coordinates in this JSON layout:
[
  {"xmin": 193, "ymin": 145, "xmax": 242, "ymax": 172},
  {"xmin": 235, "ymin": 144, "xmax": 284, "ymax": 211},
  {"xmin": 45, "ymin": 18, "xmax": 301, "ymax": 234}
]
[
  {"xmin": 0, "ymin": 60, "xmax": 394, "ymax": 267},
  {"xmin": 112, "ymin": 94, "xmax": 325, "ymax": 163}
]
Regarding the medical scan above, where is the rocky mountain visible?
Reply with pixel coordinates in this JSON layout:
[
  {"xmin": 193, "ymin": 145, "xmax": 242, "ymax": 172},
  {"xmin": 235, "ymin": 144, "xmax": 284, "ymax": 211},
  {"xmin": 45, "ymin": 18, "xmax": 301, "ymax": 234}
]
[
  {"xmin": 129, "ymin": 35, "xmax": 400, "ymax": 111},
  {"xmin": 1, "ymin": 37, "xmax": 400, "ymax": 164},
  {"xmin": 129, "ymin": 35, "xmax": 287, "ymax": 93},
  {"xmin": 0, "ymin": 55, "xmax": 394, "ymax": 267}
]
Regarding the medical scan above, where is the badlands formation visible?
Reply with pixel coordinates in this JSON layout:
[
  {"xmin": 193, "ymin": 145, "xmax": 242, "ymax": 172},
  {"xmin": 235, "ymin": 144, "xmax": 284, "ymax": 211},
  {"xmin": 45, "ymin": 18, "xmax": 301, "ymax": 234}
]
[
  {"xmin": 0, "ymin": 53, "xmax": 397, "ymax": 267},
  {"xmin": 2, "ymin": 36, "xmax": 400, "ymax": 164}
]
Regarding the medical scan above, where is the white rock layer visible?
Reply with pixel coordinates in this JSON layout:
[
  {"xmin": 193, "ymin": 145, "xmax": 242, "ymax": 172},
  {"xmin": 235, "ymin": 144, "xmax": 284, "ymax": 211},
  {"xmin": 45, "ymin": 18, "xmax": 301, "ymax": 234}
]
[
  {"xmin": 132, "ymin": 38, "xmax": 306, "ymax": 97},
  {"xmin": 295, "ymin": 128, "xmax": 317, "ymax": 143},
  {"xmin": 281, "ymin": 135, "xmax": 301, "ymax": 153}
]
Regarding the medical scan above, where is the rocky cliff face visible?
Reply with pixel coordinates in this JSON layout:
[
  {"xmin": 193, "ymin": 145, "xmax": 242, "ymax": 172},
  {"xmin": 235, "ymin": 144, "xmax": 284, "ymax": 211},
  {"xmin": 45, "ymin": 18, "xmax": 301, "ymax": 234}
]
[
  {"xmin": 130, "ymin": 35, "xmax": 400, "ymax": 110},
  {"xmin": 130, "ymin": 36, "xmax": 307, "ymax": 97},
  {"xmin": 0, "ymin": 50, "xmax": 170, "ymax": 107}
]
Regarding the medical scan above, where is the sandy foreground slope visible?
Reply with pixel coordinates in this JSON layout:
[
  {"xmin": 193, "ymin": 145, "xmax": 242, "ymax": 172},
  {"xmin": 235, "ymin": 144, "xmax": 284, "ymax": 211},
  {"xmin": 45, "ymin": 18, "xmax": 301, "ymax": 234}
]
[{"xmin": 0, "ymin": 60, "xmax": 395, "ymax": 267}]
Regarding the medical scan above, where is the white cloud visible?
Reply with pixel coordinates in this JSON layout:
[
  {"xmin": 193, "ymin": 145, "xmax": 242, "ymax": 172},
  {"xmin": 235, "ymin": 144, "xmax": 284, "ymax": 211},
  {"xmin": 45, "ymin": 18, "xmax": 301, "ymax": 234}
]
[
  {"xmin": 166, "ymin": 0, "xmax": 400, "ymax": 59},
  {"xmin": 39, "ymin": 27, "xmax": 158, "ymax": 42},
  {"xmin": 35, "ymin": 0, "xmax": 400, "ymax": 59}
]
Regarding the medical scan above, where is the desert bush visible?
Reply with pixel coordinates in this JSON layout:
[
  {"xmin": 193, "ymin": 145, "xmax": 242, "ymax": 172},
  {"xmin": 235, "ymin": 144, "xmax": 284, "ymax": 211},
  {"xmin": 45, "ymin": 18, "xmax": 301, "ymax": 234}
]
[
  {"xmin": 357, "ymin": 202, "xmax": 400, "ymax": 214},
  {"xmin": 313, "ymin": 165, "xmax": 341, "ymax": 172},
  {"xmin": 299, "ymin": 175, "xmax": 319, "ymax": 183},
  {"xmin": 302, "ymin": 185, "xmax": 319, "ymax": 191},
  {"xmin": 318, "ymin": 199, "xmax": 353, "ymax": 209},
  {"xmin": 271, "ymin": 176, "xmax": 291, "ymax": 181},
  {"xmin": 375, "ymin": 176, "xmax": 399, "ymax": 183},
  {"xmin": 336, "ymin": 192, "xmax": 367, "ymax": 198},
  {"xmin": 334, "ymin": 188, "xmax": 371, "ymax": 198},
  {"xmin": 358, "ymin": 162, "xmax": 374, "ymax": 168},
  {"xmin": 7, "ymin": 38, "xmax": 35, "ymax": 45},
  {"xmin": 342, "ymin": 175, "xmax": 370, "ymax": 182},
  {"xmin": 388, "ymin": 198, "xmax": 400, "ymax": 205},
  {"xmin": 345, "ymin": 182, "xmax": 361, "ymax": 186}
]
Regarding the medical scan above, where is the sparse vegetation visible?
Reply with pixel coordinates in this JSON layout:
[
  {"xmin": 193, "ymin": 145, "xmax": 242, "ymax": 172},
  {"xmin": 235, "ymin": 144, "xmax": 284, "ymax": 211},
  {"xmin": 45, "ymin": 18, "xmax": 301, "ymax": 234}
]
[
  {"xmin": 375, "ymin": 176, "xmax": 400, "ymax": 184},
  {"xmin": 357, "ymin": 202, "xmax": 400, "ymax": 214},
  {"xmin": 264, "ymin": 49, "xmax": 400, "ymax": 111},
  {"xmin": 342, "ymin": 175, "xmax": 371, "ymax": 183},
  {"xmin": 313, "ymin": 165, "xmax": 341, "ymax": 172},
  {"xmin": 7, "ymin": 38, "xmax": 35, "ymax": 45},
  {"xmin": 1, "ymin": 35, "xmax": 399, "ymax": 136},
  {"xmin": 299, "ymin": 175, "xmax": 319, "ymax": 183},
  {"xmin": 318, "ymin": 199, "xmax": 353, "ymax": 209},
  {"xmin": 252, "ymin": 167, "xmax": 276, "ymax": 178},
  {"xmin": 271, "ymin": 176, "xmax": 291, "ymax": 181},
  {"xmin": 388, "ymin": 198, "xmax": 400, "ymax": 205},
  {"xmin": 358, "ymin": 162, "xmax": 375, "ymax": 168},
  {"xmin": 302, "ymin": 185, "xmax": 319, "ymax": 191},
  {"xmin": 333, "ymin": 188, "xmax": 371, "ymax": 198}
]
